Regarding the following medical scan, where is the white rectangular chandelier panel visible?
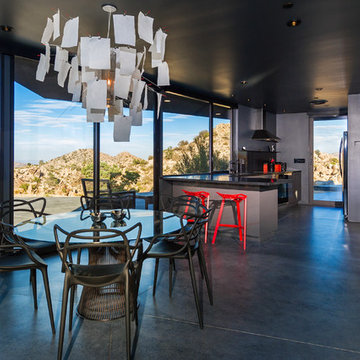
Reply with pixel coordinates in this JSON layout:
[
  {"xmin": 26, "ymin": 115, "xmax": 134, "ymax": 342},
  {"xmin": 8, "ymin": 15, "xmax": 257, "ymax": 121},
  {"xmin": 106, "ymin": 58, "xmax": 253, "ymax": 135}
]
[
  {"xmin": 41, "ymin": 18, "xmax": 53, "ymax": 44},
  {"xmin": 157, "ymin": 61, "xmax": 170, "ymax": 86},
  {"xmin": 89, "ymin": 38, "xmax": 111, "ymax": 70},
  {"xmin": 118, "ymin": 47, "xmax": 136, "ymax": 75},
  {"xmin": 114, "ymin": 115, "xmax": 132, "ymax": 142},
  {"xmin": 114, "ymin": 71, "xmax": 132, "ymax": 99},
  {"xmin": 138, "ymin": 12, "xmax": 154, "ymax": 44},
  {"xmin": 61, "ymin": 17, "xmax": 79, "ymax": 48},
  {"xmin": 113, "ymin": 14, "xmax": 136, "ymax": 46},
  {"xmin": 87, "ymin": 79, "xmax": 107, "ymax": 110},
  {"xmin": 52, "ymin": 9, "xmax": 60, "ymax": 40}
]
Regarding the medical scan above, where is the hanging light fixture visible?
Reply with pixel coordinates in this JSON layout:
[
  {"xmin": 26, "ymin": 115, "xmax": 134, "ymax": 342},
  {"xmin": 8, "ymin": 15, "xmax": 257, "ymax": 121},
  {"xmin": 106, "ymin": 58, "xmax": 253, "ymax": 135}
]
[{"xmin": 36, "ymin": 5, "xmax": 170, "ymax": 142}]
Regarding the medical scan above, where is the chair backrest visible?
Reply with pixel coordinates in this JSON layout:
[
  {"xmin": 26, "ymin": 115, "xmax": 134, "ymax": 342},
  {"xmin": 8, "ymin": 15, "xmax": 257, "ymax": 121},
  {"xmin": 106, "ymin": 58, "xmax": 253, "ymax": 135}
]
[
  {"xmin": 81, "ymin": 178, "xmax": 111, "ymax": 198},
  {"xmin": 53, "ymin": 222, "xmax": 142, "ymax": 272},
  {"xmin": 0, "ymin": 221, "xmax": 45, "ymax": 266},
  {"xmin": 166, "ymin": 195, "xmax": 202, "ymax": 217},
  {"xmin": 143, "ymin": 205, "xmax": 204, "ymax": 258},
  {"xmin": 0, "ymin": 198, "xmax": 47, "ymax": 225}
]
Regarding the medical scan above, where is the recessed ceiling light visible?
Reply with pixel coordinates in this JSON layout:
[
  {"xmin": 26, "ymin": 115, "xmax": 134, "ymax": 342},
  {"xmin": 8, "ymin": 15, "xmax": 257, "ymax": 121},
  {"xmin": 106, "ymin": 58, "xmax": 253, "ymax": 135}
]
[
  {"xmin": 240, "ymin": 80, "xmax": 247, "ymax": 85},
  {"xmin": 283, "ymin": 2, "xmax": 294, "ymax": 9},
  {"xmin": 215, "ymin": 112, "xmax": 222, "ymax": 116},
  {"xmin": 164, "ymin": 99, "xmax": 171, "ymax": 103},
  {"xmin": 287, "ymin": 18, "xmax": 301, "ymax": 27},
  {"xmin": 0, "ymin": 25, "xmax": 13, "ymax": 32},
  {"xmin": 247, "ymin": 98, "xmax": 251, "ymax": 102},
  {"xmin": 309, "ymin": 99, "xmax": 328, "ymax": 105}
]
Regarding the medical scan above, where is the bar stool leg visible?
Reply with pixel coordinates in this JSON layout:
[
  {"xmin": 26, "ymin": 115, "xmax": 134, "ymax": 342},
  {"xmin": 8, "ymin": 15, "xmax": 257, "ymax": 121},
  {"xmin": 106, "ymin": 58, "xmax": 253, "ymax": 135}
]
[
  {"xmin": 204, "ymin": 197, "xmax": 210, "ymax": 244},
  {"xmin": 212, "ymin": 199, "xmax": 225, "ymax": 244},
  {"xmin": 243, "ymin": 198, "xmax": 247, "ymax": 251},
  {"xmin": 236, "ymin": 201, "xmax": 243, "ymax": 243}
]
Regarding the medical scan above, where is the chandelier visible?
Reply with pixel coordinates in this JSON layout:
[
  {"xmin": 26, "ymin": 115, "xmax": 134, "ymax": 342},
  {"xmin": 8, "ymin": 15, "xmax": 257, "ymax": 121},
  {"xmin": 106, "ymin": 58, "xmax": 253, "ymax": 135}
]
[{"xmin": 36, "ymin": 5, "xmax": 170, "ymax": 142}]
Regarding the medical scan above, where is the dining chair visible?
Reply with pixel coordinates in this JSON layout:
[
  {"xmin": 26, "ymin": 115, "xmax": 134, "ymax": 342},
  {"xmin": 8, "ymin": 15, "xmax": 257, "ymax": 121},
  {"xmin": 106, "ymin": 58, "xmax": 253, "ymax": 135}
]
[
  {"xmin": 0, "ymin": 222, "xmax": 55, "ymax": 334},
  {"xmin": 53, "ymin": 223, "xmax": 142, "ymax": 360},
  {"xmin": 141, "ymin": 204, "xmax": 213, "ymax": 329},
  {"xmin": 0, "ymin": 198, "xmax": 55, "ymax": 254},
  {"xmin": 81, "ymin": 178, "xmax": 136, "ymax": 210}
]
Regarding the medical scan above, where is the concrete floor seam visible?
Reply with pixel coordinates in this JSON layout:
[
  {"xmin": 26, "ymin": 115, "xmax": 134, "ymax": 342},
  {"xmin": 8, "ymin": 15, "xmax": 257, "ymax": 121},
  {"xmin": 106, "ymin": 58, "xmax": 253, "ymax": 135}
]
[{"xmin": 145, "ymin": 314, "xmax": 360, "ymax": 355}]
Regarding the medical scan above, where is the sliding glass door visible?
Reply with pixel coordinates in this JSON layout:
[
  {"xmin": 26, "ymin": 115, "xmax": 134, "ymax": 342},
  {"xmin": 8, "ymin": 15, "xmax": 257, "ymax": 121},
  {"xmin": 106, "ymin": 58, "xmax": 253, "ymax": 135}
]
[{"xmin": 312, "ymin": 117, "xmax": 347, "ymax": 205}]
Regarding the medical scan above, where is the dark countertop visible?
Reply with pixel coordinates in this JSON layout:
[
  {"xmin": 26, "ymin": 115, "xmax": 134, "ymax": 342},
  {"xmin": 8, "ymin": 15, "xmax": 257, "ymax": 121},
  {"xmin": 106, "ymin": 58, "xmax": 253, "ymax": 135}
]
[{"xmin": 162, "ymin": 171, "xmax": 299, "ymax": 191}]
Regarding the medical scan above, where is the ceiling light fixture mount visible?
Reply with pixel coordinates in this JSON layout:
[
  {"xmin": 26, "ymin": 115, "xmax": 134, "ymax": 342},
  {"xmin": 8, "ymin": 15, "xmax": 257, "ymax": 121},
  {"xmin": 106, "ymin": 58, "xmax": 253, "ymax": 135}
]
[
  {"xmin": 287, "ymin": 18, "xmax": 301, "ymax": 27},
  {"xmin": 102, "ymin": 4, "xmax": 117, "ymax": 13}
]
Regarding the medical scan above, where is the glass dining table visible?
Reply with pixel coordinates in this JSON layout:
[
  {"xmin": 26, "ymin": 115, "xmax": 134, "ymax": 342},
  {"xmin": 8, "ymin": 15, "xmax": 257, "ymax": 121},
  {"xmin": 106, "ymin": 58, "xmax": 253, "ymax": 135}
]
[{"xmin": 14, "ymin": 209, "xmax": 182, "ymax": 320}]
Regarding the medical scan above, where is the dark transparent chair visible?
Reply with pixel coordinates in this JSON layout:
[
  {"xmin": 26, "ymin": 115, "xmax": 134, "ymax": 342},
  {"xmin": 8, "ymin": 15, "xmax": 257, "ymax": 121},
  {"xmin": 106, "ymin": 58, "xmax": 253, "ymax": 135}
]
[
  {"xmin": 141, "ymin": 203, "xmax": 213, "ymax": 329},
  {"xmin": 53, "ymin": 223, "xmax": 142, "ymax": 360},
  {"xmin": 0, "ymin": 222, "xmax": 55, "ymax": 333},
  {"xmin": 80, "ymin": 178, "xmax": 136, "ymax": 210},
  {"xmin": 0, "ymin": 198, "xmax": 55, "ymax": 254}
]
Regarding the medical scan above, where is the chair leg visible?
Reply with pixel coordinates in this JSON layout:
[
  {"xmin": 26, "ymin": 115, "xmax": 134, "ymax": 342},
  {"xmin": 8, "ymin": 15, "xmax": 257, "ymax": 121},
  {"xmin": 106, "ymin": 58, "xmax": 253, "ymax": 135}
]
[
  {"xmin": 212, "ymin": 200, "xmax": 225, "ymax": 244},
  {"xmin": 153, "ymin": 258, "xmax": 159, "ymax": 297},
  {"xmin": 125, "ymin": 274, "xmax": 131, "ymax": 360},
  {"xmin": 30, "ymin": 268, "xmax": 38, "ymax": 310},
  {"xmin": 198, "ymin": 246, "xmax": 213, "ymax": 305},
  {"xmin": 188, "ymin": 252, "xmax": 203, "ymax": 329},
  {"xmin": 58, "ymin": 275, "xmax": 70, "ymax": 360},
  {"xmin": 69, "ymin": 285, "xmax": 75, "ymax": 331},
  {"xmin": 169, "ymin": 258, "xmax": 173, "ymax": 297},
  {"xmin": 39, "ymin": 267, "xmax": 56, "ymax": 334}
]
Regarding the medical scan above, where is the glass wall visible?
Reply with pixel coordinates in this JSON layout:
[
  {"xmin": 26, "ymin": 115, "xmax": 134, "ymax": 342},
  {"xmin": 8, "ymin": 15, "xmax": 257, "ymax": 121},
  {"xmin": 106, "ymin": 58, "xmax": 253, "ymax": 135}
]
[
  {"xmin": 213, "ymin": 104, "xmax": 231, "ymax": 172},
  {"xmin": 162, "ymin": 93, "xmax": 210, "ymax": 175},
  {"xmin": 313, "ymin": 117, "xmax": 347, "ymax": 202},
  {"xmin": 14, "ymin": 82, "xmax": 92, "ymax": 218},
  {"xmin": 99, "ymin": 109, "xmax": 154, "ymax": 193}
]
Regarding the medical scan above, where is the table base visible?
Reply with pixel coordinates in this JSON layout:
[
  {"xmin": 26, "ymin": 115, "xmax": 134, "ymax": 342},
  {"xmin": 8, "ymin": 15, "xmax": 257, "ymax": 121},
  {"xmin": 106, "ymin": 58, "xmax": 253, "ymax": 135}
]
[{"xmin": 77, "ymin": 283, "xmax": 134, "ymax": 321}]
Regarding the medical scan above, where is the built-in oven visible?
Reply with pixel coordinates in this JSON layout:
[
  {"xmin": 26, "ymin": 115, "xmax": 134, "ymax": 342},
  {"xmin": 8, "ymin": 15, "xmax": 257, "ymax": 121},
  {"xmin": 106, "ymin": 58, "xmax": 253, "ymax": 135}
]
[{"xmin": 278, "ymin": 183, "xmax": 289, "ymax": 204}]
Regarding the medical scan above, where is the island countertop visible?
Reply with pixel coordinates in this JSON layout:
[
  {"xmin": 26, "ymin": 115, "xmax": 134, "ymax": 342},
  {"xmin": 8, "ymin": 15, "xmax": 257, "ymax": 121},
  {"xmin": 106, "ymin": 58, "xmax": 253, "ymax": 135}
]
[{"xmin": 162, "ymin": 171, "xmax": 299, "ymax": 191}]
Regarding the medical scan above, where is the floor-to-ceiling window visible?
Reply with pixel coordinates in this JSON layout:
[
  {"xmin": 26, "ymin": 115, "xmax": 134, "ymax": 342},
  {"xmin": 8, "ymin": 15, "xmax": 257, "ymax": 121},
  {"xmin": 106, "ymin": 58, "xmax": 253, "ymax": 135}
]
[
  {"xmin": 162, "ymin": 92, "xmax": 232, "ymax": 175},
  {"xmin": 312, "ymin": 117, "xmax": 347, "ymax": 204},
  {"xmin": 162, "ymin": 93, "xmax": 210, "ymax": 175},
  {"xmin": 213, "ymin": 104, "xmax": 231, "ymax": 172}
]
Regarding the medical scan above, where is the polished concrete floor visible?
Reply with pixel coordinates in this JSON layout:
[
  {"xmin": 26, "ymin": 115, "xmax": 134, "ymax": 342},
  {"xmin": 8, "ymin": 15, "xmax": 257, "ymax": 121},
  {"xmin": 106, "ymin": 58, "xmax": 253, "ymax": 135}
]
[{"xmin": 2, "ymin": 205, "xmax": 360, "ymax": 359}]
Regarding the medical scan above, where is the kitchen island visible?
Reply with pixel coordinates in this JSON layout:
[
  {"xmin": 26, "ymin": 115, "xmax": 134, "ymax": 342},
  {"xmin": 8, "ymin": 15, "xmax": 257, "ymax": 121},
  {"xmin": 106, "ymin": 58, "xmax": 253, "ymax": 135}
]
[{"xmin": 160, "ymin": 171, "xmax": 301, "ymax": 239}]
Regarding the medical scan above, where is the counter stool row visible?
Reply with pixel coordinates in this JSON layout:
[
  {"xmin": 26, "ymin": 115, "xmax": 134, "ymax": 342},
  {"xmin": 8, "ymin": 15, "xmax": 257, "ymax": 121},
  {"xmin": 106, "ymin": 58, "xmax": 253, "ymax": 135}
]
[{"xmin": 182, "ymin": 189, "xmax": 247, "ymax": 250}]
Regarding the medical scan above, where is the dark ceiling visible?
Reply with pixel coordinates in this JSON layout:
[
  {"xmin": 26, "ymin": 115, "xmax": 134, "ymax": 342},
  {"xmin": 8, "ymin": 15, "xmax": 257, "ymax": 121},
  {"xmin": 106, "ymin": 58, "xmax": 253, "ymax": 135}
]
[{"xmin": 1, "ymin": 0, "xmax": 360, "ymax": 114}]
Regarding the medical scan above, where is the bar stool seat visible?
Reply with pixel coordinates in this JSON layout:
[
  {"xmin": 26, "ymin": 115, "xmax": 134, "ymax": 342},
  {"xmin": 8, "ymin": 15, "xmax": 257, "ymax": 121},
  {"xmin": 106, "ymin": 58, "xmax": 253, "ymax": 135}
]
[
  {"xmin": 212, "ymin": 192, "xmax": 247, "ymax": 250},
  {"xmin": 182, "ymin": 190, "xmax": 210, "ymax": 243}
]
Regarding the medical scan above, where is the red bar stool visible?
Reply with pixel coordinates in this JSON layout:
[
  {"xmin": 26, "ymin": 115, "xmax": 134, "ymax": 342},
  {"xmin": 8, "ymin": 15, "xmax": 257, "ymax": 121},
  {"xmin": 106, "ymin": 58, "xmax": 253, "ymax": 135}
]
[
  {"xmin": 212, "ymin": 192, "xmax": 247, "ymax": 250},
  {"xmin": 182, "ymin": 190, "xmax": 210, "ymax": 243}
]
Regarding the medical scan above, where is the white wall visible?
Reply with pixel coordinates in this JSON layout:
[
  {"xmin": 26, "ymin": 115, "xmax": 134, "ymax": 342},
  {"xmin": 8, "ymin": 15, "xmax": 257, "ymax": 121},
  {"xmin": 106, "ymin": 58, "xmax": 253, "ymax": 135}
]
[
  {"xmin": 347, "ymin": 94, "xmax": 360, "ymax": 222},
  {"xmin": 276, "ymin": 113, "xmax": 310, "ymax": 204}
]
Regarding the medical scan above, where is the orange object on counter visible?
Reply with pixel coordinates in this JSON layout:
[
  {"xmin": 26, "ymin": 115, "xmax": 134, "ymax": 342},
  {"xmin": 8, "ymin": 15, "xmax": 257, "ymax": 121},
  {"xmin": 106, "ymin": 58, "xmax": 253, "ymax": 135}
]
[
  {"xmin": 274, "ymin": 164, "xmax": 282, "ymax": 172},
  {"xmin": 263, "ymin": 163, "xmax": 268, "ymax": 173}
]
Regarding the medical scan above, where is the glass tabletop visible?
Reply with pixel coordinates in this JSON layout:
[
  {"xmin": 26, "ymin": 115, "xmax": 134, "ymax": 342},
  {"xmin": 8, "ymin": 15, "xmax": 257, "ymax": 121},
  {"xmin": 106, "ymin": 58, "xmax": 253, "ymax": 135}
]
[{"xmin": 14, "ymin": 209, "xmax": 181, "ymax": 242}]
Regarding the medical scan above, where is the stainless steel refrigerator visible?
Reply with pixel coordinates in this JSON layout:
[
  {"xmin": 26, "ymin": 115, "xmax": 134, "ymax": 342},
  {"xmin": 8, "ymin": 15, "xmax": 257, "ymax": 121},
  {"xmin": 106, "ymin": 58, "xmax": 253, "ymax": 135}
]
[{"xmin": 339, "ymin": 131, "xmax": 348, "ymax": 220}]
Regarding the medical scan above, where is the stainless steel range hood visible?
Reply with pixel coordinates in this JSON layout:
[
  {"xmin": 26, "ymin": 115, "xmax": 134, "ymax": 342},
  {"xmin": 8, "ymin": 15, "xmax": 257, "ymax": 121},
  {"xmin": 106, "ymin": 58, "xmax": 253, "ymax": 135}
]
[
  {"xmin": 251, "ymin": 129, "xmax": 280, "ymax": 142},
  {"xmin": 251, "ymin": 109, "xmax": 280, "ymax": 142}
]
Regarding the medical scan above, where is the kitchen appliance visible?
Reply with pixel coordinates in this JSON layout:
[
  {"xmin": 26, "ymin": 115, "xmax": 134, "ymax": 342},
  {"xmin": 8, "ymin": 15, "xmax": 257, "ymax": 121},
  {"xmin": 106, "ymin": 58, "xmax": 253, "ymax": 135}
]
[{"xmin": 339, "ymin": 131, "xmax": 348, "ymax": 220}]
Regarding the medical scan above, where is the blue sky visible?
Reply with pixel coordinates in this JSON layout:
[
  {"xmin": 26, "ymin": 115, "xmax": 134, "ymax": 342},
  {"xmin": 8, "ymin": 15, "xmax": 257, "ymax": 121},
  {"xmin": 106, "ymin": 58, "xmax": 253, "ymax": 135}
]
[
  {"xmin": 313, "ymin": 119, "xmax": 347, "ymax": 154},
  {"xmin": 14, "ymin": 82, "xmax": 210, "ymax": 163}
]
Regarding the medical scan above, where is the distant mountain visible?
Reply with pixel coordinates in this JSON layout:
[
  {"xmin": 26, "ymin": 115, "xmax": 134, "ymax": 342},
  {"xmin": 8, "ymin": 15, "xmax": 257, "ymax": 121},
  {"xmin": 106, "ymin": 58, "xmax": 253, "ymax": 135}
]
[{"xmin": 313, "ymin": 150, "xmax": 341, "ymax": 185}]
